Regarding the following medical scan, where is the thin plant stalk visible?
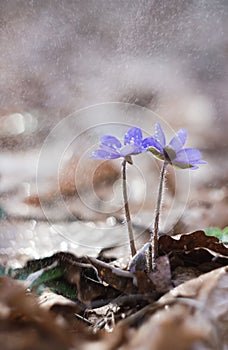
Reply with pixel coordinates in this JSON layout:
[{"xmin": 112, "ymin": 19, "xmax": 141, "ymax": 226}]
[
  {"xmin": 150, "ymin": 161, "xmax": 168, "ymax": 271},
  {"xmin": 122, "ymin": 158, "xmax": 137, "ymax": 257}
]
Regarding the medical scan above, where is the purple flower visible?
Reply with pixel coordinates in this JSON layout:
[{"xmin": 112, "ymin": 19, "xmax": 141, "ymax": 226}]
[
  {"xmin": 91, "ymin": 127, "xmax": 146, "ymax": 160},
  {"xmin": 142, "ymin": 123, "xmax": 206, "ymax": 169}
]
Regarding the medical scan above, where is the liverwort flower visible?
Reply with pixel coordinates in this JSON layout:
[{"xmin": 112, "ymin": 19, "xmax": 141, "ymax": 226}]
[
  {"xmin": 142, "ymin": 122, "xmax": 206, "ymax": 169},
  {"xmin": 91, "ymin": 127, "xmax": 146, "ymax": 161},
  {"xmin": 142, "ymin": 123, "xmax": 206, "ymax": 272},
  {"xmin": 91, "ymin": 127, "xmax": 146, "ymax": 257}
]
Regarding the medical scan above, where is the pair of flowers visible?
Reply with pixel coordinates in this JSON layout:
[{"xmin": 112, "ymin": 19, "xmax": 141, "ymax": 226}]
[
  {"xmin": 91, "ymin": 123, "xmax": 205, "ymax": 169},
  {"xmin": 91, "ymin": 123, "xmax": 206, "ymax": 270}
]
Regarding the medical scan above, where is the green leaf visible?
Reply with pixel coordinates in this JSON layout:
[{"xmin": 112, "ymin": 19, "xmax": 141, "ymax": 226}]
[
  {"xmin": 147, "ymin": 147, "xmax": 164, "ymax": 160},
  {"xmin": 28, "ymin": 266, "xmax": 65, "ymax": 289},
  {"xmin": 0, "ymin": 266, "xmax": 15, "ymax": 277},
  {"xmin": 0, "ymin": 266, "xmax": 6, "ymax": 276},
  {"xmin": 47, "ymin": 280, "xmax": 77, "ymax": 299},
  {"xmin": 205, "ymin": 227, "xmax": 228, "ymax": 243}
]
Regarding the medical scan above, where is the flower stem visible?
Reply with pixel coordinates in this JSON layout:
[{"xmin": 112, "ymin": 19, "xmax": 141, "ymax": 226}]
[
  {"xmin": 122, "ymin": 158, "xmax": 137, "ymax": 257},
  {"xmin": 150, "ymin": 161, "xmax": 168, "ymax": 271}
]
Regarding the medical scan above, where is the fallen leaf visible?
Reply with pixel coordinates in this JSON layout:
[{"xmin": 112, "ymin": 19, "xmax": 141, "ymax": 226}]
[
  {"xmin": 24, "ymin": 159, "xmax": 120, "ymax": 206},
  {"xmin": 0, "ymin": 276, "xmax": 79, "ymax": 349},
  {"xmin": 12, "ymin": 252, "xmax": 119, "ymax": 303},
  {"xmin": 159, "ymin": 230, "xmax": 228, "ymax": 257},
  {"xmin": 116, "ymin": 266, "xmax": 228, "ymax": 350},
  {"xmin": 88, "ymin": 257, "xmax": 138, "ymax": 295},
  {"xmin": 147, "ymin": 255, "xmax": 172, "ymax": 294}
]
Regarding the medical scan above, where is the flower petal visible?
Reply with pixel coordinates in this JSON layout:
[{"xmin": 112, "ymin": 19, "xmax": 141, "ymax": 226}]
[
  {"xmin": 169, "ymin": 129, "xmax": 187, "ymax": 152},
  {"xmin": 91, "ymin": 149, "xmax": 119, "ymax": 159},
  {"xmin": 142, "ymin": 137, "xmax": 164, "ymax": 154},
  {"xmin": 124, "ymin": 127, "xmax": 143, "ymax": 146},
  {"xmin": 194, "ymin": 160, "xmax": 207, "ymax": 164},
  {"xmin": 120, "ymin": 143, "xmax": 141, "ymax": 157},
  {"xmin": 175, "ymin": 148, "xmax": 203, "ymax": 164},
  {"xmin": 154, "ymin": 123, "xmax": 166, "ymax": 147},
  {"xmin": 101, "ymin": 135, "xmax": 121, "ymax": 149}
]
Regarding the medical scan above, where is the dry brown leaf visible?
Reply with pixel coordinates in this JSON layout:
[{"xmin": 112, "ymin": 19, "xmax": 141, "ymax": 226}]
[
  {"xmin": 147, "ymin": 255, "xmax": 172, "ymax": 293},
  {"xmin": 24, "ymin": 252, "xmax": 118, "ymax": 304},
  {"xmin": 24, "ymin": 159, "xmax": 119, "ymax": 206},
  {"xmin": 38, "ymin": 291, "xmax": 94, "ymax": 331},
  {"xmin": 88, "ymin": 257, "xmax": 138, "ymax": 295},
  {"xmin": 0, "ymin": 276, "xmax": 79, "ymax": 350},
  {"xmin": 169, "ymin": 248, "xmax": 228, "ymax": 277},
  {"xmin": 130, "ymin": 250, "xmax": 172, "ymax": 294},
  {"xmin": 119, "ymin": 266, "xmax": 228, "ymax": 350},
  {"xmin": 172, "ymin": 266, "xmax": 202, "ymax": 287},
  {"xmin": 60, "ymin": 158, "xmax": 120, "ymax": 196},
  {"xmin": 39, "ymin": 290, "xmax": 84, "ymax": 313},
  {"xmin": 159, "ymin": 230, "xmax": 228, "ymax": 257},
  {"xmin": 89, "ymin": 251, "xmax": 173, "ymax": 296}
]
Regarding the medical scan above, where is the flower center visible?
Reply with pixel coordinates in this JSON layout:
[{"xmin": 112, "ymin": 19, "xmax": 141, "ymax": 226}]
[{"xmin": 164, "ymin": 146, "xmax": 177, "ymax": 163}]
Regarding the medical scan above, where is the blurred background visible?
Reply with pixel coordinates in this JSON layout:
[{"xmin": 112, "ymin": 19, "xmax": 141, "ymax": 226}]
[{"xmin": 0, "ymin": 0, "xmax": 227, "ymax": 265}]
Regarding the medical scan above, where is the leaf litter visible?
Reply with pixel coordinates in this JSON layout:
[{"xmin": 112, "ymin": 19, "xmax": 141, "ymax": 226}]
[
  {"xmin": 0, "ymin": 125, "xmax": 227, "ymax": 349},
  {"xmin": 0, "ymin": 230, "xmax": 227, "ymax": 350}
]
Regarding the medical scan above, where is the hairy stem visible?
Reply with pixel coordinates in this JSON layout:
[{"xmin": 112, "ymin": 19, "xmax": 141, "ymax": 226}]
[
  {"xmin": 150, "ymin": 161, "xmax": 168, "ymax": 271},
  {"xmin": 122, "ymin": 159, "xmax": 137, "ymax": 257}
]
